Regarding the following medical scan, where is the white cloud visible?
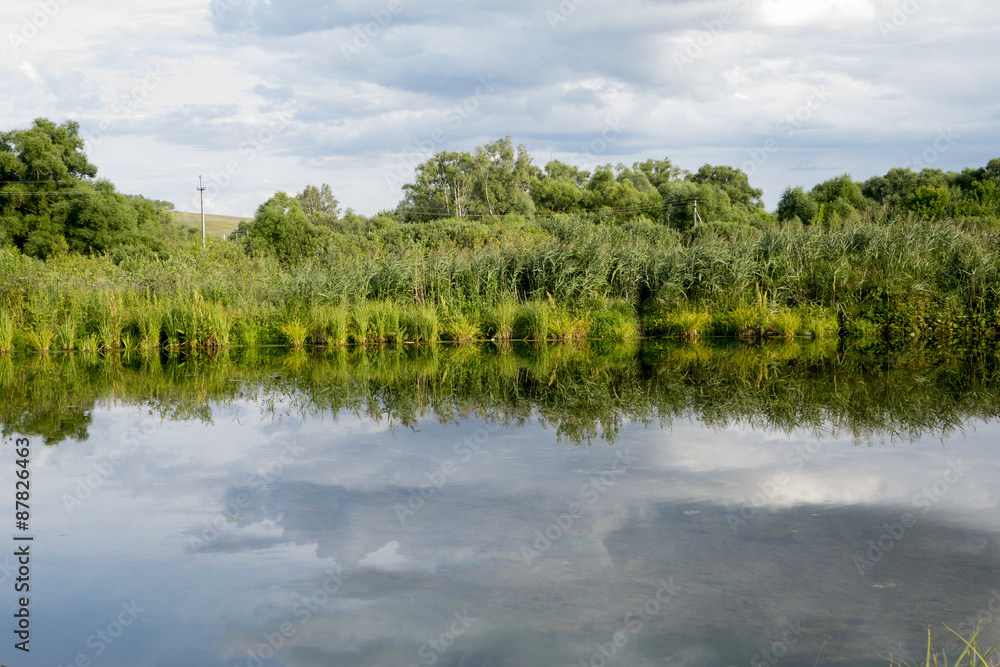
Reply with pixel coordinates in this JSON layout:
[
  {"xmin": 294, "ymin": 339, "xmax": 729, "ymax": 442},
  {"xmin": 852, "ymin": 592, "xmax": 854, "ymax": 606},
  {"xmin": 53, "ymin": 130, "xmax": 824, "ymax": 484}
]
[
  {"xmin": 357, "ymin": 540, "xmax": 410, "ymax": 571},
  {"xmin": 19, "ymin": 61, "xmax": 38, "ymax": 82},
  {"xmin": 756, "ymin": 0, "xmax": 878, "ymax": 27}
]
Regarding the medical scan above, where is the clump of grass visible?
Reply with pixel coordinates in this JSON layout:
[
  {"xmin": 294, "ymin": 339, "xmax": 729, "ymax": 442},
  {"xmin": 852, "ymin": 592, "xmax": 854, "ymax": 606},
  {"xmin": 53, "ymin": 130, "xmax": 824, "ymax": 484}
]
[
  {"xmin": 327, "ymin": 305, "xmax": 349, "ymax": 346},
  {"xmin": 484, "ymin": 299, "xmax": 517, "ymax": 341},
  {"xmin": 26, "ymin": 326, "xmax": 55, "ymax": 352},
  {"xmin": 513, "ymin": 301, "xmax": 549, "ymax": 341},
  {"xmin": 204, "ymin": 303, "xmax": 232, "ymax": 348},
  {"xmin": 770, "ymin": 310, "xmax": 801, "ymax": 340},
  {"xmin": 307, "ymin": 304, "xmax": 349, "ymax": 346},
  {"xmin": 94, "ymin": 290, "xmax": 125, "ymax": 351},
  {"xmin": 97, "ymin": 316, "xmax": 122, "ymax": 351},
  {"xmin": 442, "ymin": 312, "xmax": 481, "ymax": 342},
  {"xmin": 589, "ymin": 310, "xmax": 638, "ymax": 340},
  {"xmin": 163, "ymin": 305, "xmax": 183, "ymax": 349},
  {"xmin": 799, "ymin": 307, "xmax": 839, "ymax": 339},
  {"xmin": 280, "ymin": 318, "xmax": 308, "ymax": 348},
  {"xmin": 656, "ymin": 309, "xmax": 713, "ymax": 341},
  {"xmin": 350, "ymin": 301, "xmax": 372, "ymax": 345},
  {"xmin": 402, "ymin": 305, "xmax": 439, "ymax": 343},
  {"xmin": 712, "ymin": 305, "xmax": 770, "ymax": 340},
  {"xmin": 120, "ymin": 331, "xmax": 137, "ymax": 351},
  {"xmin": 234, "ymin": 319, "xmax": 260, "ymax": 348},
  {"xmin": 369, "ymin": 301, "xmax": 402, "ymax": 345},
  {"xmin": 136, "ymin": 305, "xmax": 163, "ymax": 349},
  {"xmin": 0, "ymin": 310, "xmax": 17, "ymax": 352},
  {"xmin": 306, "ymin": 304, "xmax": 330, "ymax": 346},
  {"xmin": 549, "ymin": 309, "xmax": 589, "ymax": 340},
  {"xmin": 55, "ymin": 314, "xmax": 79, "ymax": 350}
]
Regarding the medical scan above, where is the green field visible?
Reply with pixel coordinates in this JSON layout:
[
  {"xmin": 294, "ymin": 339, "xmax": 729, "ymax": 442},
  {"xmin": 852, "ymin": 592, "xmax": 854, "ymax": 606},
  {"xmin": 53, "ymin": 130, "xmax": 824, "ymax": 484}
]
[{"xmin": 172, "ymin": 211, "xmax": 250, "ymax": 238}]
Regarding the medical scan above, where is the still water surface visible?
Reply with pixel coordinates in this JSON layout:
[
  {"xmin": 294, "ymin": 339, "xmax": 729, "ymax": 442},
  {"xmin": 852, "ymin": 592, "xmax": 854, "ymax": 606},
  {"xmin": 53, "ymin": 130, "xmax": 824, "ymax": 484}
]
[{"xmin": 7, "ymin": 343, "xmax": 1000, "ymax": 666}]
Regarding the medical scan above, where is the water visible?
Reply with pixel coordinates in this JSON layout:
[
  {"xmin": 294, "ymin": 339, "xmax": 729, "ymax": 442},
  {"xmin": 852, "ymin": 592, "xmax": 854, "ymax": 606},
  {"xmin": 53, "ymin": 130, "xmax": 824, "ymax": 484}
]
[{"xmin": 4, "ymin": 343, "xmax": 1000, "ymax": 666}]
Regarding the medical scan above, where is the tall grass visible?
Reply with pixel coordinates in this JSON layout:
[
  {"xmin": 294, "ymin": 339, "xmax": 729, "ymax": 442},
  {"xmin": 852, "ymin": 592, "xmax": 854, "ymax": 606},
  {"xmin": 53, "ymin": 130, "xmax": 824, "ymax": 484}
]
[
  {"xmin": 0, "ymin": 310, "xmax": 16, "ymax": 352},
  {"xmin": 484, "ymin": 299, "xmax": 517, "ymax": 341},
  {"xmin": 648, "ymin": 309, "xmax": 713, "ymax": 341},
  {"xmin": 280, "ymin": 319, "xmax": 308, "ymax": 348},
  {"xmin": 402, "ymin": 305, "xmax": 439, "ymax": 343},
  {"xmin": 136, "ymin": 304, "xmax": 163, "ymax": 349},
  {"xmin": 882, "ymin": 624, "xmax": 1000, "ymax": 667},
  {"xmin": 513, "ymin": 301, "xmax": 549, "ymax": 341},
  {"xmin": 3, "ymin": 215, "xmax": 1000, "ymax": 352}
]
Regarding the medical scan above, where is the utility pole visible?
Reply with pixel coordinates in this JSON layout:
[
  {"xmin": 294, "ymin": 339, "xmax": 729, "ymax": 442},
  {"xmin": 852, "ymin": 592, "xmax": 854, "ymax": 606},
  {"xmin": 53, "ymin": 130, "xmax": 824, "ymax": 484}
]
[
  {"xmin": 692, "ymin": 197, "xmax": 700, "ymax": 228},
  {"xmin": 197, "ymin": 175, "xmax": 206, "ymax": 248}
]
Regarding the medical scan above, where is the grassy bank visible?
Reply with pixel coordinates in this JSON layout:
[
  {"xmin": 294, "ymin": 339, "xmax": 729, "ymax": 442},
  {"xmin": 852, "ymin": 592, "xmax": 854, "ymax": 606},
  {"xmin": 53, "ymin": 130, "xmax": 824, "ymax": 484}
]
[
  {"xmin": 2, "ymin": 214, "xmax": 1000, "ymax": 352},
  {"xmin": 172, "ymin": 211, "xmax": 250, "ymax": 238}
]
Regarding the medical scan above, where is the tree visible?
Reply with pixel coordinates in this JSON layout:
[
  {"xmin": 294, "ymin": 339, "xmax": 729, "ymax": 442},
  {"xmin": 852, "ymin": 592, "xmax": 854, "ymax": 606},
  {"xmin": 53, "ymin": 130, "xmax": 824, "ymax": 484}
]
[
  {"xmin": 904, "ymin": 185, "xmax": 950, "ymax": 220},
  {"xmin": 776, "ymin": 186, "xmax": 819, "ymax": 224},
  {"xmin": 690, "ymin": 164, "xmax": 764, "ymax": 209},
  {"xmin": 951, "ymin": 180, "xmax": 1000, "ymax": 217},
  {"xmin": 469, "ymin": 136, "xmax": 534, "ymax": 217},
  {"xmin": 399, "ymin": 138, "xmax": 535, "ymax": 221},
  {"xmin": 0, "ymin": 118, "xmax": 172, "ymax": 260},
  {"xmin": 862, "ymin": 167, "xmax": 955, "ymax": 212},
  {"xmin": 244, "ymin": 192, "xmax": 325, "ymax": 264},
  {"xmin": 583, "ymin": 165, "xmax": 661, "ymax": 220},
  {"xmin": 1, "ymin": 118, "xmax": 99, "ymax": 255},
  {"xmin": 632, "ymin": 158, "xmax": 686, "ymax": 190},
  {"xmin": 295, "ymin": 184, "xmax": 340, "ymax": 225},
  {"xmin": 812, "ymin": 174, "xmax": 864, "ymax": 208},
  {"xmin": 810, "ymin": 174, "xmax": 867, "ymax": 223},
  {"xmin": 529, "ymin": 160, "xmax": 590, "ymax": 215},
  {"xmin": 400, "ymin": 151, "xmax": 475, "ymax": 221},
  {"xmin": 660, "ymin": 180, "xmax": 758, "ymax": 230}
]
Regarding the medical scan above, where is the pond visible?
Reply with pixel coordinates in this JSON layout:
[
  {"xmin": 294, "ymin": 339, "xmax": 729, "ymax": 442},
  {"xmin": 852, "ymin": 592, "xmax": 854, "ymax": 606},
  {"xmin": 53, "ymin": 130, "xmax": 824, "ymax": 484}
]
[{"xmin": 4, "ymin": 341, "xmax": 1000, "ymax": 666}]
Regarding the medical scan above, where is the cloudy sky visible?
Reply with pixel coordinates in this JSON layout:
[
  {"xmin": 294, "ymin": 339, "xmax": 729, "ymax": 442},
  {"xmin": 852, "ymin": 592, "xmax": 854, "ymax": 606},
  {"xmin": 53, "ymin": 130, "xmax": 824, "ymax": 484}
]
[{"xmin": 2, "ymin": 0, "xmax": 998, "ymax": 217}]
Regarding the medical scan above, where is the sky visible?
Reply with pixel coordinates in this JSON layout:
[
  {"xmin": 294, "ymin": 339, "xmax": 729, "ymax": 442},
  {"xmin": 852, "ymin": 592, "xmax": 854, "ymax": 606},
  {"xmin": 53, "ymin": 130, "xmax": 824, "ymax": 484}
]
[{"xmin": 1, "ymin": 0, "xmax": 998, "ymax": 218}]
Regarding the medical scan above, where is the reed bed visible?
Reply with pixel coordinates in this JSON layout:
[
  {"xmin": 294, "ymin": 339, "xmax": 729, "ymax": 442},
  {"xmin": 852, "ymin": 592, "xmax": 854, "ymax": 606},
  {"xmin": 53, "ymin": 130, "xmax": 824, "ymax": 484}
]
[{"xmin": 2, "ymin": 214, "xmax": 1000, "ymax": 351}]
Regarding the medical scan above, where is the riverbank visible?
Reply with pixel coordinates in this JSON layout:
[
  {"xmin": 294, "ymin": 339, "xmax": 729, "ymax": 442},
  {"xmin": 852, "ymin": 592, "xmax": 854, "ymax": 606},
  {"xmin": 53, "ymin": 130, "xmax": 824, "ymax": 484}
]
[{"xmin": 2, "ymin": 214, "xmax": 999, "ymax": 352}]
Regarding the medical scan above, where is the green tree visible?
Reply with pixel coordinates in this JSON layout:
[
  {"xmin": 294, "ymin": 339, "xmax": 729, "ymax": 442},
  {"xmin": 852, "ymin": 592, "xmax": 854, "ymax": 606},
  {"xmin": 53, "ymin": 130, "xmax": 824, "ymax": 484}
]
[
  {"xmin": 862, "ymin": 167, "xmax": 955, "ymax": 212},
  {"xmin": 690, "ymin": 164, "xmax": 764, "ymax": 209},
  {"xmin": 469, "ymin": 136, "xmax": 534, "ymax": 217},
  {"xmin": 0, "ymin": 118, "xmax": 170, "ymax": 260},
  {"xmin": 583, "ymin": 165, "xmax": 661, "ymax": 220},
  {"xmin": 244, "ymin": 192, "xmax": 325, "ymax": 264},
  {"xmin": 57, "ymin": 180, "xmax": 141, "ymax": 254},
  {"xmin": 529, "ymin": 160, "xmax": 590, "ymax": 215},
  {"xmin": 660, "ymin": 181, "xmax": 755, "ymax": 230},
  {"xmin": 811, "ymin": 174, "xmax": 867, "ymax": 223},
  {"xmin": 954, "ymin": 180, "xmax": 1000, "ymax": 217},
  {"xmin": 632, "ymin": 158, "xmax": 686, "ymax": 190},
  {"xmin": 903, "ymin": 185, "xmax": 950, "ymax": 220},
  {"xmin": 400, "ymin": 151, "xmax": 475, "ymax": 221},
  {"xmin": 0, "ymin": 118, "xmax": 98, "ymax": 254},
  {"xmin": 776, "ymin": 186, "xmax": 819, "ymax": 224},
  {"xmin": 295, "ymin": 184, "xmax": 341, "ymax": 225}
]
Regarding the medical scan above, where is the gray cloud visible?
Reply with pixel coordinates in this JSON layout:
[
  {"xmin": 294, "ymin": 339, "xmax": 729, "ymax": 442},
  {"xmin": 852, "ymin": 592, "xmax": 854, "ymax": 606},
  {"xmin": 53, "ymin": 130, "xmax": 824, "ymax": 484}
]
[{"xmin": 1, "ymin": 0, "xmax": 998, "ymax": 214}]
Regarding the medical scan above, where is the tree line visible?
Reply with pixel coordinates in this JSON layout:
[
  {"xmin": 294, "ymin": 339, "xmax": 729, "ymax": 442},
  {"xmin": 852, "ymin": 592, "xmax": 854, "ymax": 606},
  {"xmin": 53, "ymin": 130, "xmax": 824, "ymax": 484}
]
[{"xmin": 2, "ymin": 118, "xmax": 999, "ymax": 265}]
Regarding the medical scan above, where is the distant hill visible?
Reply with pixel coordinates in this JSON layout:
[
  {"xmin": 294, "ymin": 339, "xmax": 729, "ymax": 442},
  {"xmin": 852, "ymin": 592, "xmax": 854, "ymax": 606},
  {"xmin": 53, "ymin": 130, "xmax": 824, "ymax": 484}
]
[{"xmin": 172, "ymin": 211, "xmax": 251, "ymax": 239}]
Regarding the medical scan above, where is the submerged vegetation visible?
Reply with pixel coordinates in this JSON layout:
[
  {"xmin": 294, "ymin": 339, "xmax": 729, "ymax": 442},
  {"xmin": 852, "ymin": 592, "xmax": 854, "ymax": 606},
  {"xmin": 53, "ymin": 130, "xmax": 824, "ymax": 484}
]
[{"xmin": 2, "ymin": 119, "xmax": 1000, "ymax": 350}]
